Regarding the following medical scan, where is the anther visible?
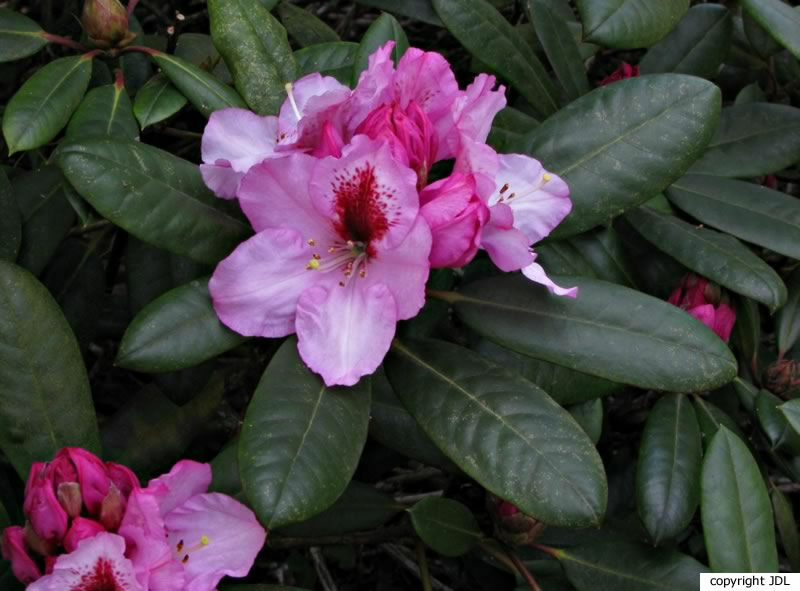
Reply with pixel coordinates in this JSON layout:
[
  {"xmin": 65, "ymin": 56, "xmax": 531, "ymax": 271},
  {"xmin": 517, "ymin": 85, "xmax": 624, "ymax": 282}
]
[
  {"xmin": 313, "ymin": 253, "xmax": 321, "ymax": 260},
  {"xmin": 182, "ymin": 555, "xmax": 189, "ymax": 564},
  {"xmin": 339, "ymin": 281, "xmax": 346, "ymax": 287},
  {"xmin": 306, "ymin": 259, "xmax": 320, "ymax": 270},
  {"xmin": 499, "ymin": 183, "xmax": 509, "ymax": 194},
  {"xmin": 176, "ymin": 540, "xmax": 184, "ymax": 552},
  {"xmin": 307, "ymin": 239, "xmax": 315, "ymax": 246},
  {"xmin": 542, "ymin": 173, "xmax": 552, "ymax": 182}
]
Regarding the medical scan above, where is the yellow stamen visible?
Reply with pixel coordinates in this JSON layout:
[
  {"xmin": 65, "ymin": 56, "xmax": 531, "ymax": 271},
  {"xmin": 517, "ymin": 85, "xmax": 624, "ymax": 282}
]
[
  {"xmin": 200, "ymin": 535, "xmax": 210, "ymax": 546},
  {"xmin": 542, "ymin": 173, "xmax": 552, "ymax": 182},
  {"xmin": 306, "ymin": 259, "xmax": 320, "ymax": 270}
]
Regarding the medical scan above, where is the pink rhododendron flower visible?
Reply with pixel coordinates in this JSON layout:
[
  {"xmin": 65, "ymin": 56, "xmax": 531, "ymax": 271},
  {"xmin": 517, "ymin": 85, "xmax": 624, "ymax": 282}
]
[
  {"xmin": 119, "ymin": 460, "xmax": 266, "ymax": 591},
  {"xmin": 668, "ymin": 273, "xmax": 736, "ymax": 342},
  {"xmin": 2, "ymin": 526, "xmax": 41, "ymax": 584},
  {"xmin": 209, "ymin": 135, "xmax": 431, "ymax": 386},
  {"xmin": 599, "ymin": 62, "xmax": 640, "ymax": 86}
]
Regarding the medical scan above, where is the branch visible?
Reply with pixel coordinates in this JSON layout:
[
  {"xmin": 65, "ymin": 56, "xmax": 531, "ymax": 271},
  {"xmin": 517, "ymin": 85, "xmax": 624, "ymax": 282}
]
[{"xmin": 268, "ymin": 525, "xmax": 414, "ymax": 549}]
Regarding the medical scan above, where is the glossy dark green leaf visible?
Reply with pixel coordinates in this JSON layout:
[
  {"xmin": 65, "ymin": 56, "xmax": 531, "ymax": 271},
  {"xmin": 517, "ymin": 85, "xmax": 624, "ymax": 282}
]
[
  {"xmin": 731, "ymin": 295, "xmax": 760, "ymax": 377},
  {"xmin": 66, "ymin": 82, "xmax": 138, "ymax": 140},
  {"xmin": 577, "ymin": 0, "xmax": 688, "ymax": 48},
  {"xmin": 210, "ymin": 436, "xmax": 242, "ymax": 496},
  {"xmin": 553, "ymin": 537, "xmax": 708, "ymax": 591},
  {"xmin": 693, "ymin": 397, "xmax": 745, "ymax": 450},
  {"xmin": 295, "ymin": 42, "xmax": 358, "ymax": 85},
  {"xmin": 174, "ymin": 32, "xmax": 233, "ymax": 84},
  {"xmin": 454, "ymin": 275, "xmax": 737, "ymax": 392},
  {"xmin": 277, "ymin": 2, "xmax": 339, "ymax": 47},
  {"xmin": 432, "ymin": 0, "xmax": 559, "ymax": 116},
  {"xmin": 528, "ymin": 0, "xmax": 589, "ymax": 101},
  {"xmin": 356, "ymin": 0, "xmax": 442, "ymax": 26},
  {"xmin": 778, "ymin": 268, "xmax": 800, "ymax": 357},
  {"xmin": 117, "ymin": 277, "xmax": 246, "ymax": 373},
  {"xmin": 636, "ymin": 395, "xmax": 701, "ymax": 545},
  {"xmin": 521, "ymin": 74, "xmax": 720, "ymax": 237},
  {"xmin": 771, "ymin": 487, "xmax": 800, "ymax": 573},
  {"xmin": 0, "ymin": 8, "xmax": 47, "ymax": 62},
  {"xmin": 208, "ymin": 0, "xmax": 297, "ymax": 115},
  {"xmin": 409, "ymin": 496, "xmax": 483, "ymax": 557},
  {"xmin": 278, "ymin": 482, "xmax": 401, "ymax": 537},
  {"xmin": 780, "ymin": 399, "xmax": 800, "ymax": 438},
  {"xmin": 701, "ymin": 427, "xmax": 778, "ymax": 573},
  {"xmin": 2, "ymin": 54, "xmax": 92, "ymax": 153},
  {"xmin": 239, "ymin": 338, "xmax": 371, "ymax": 529},
  {"xmin": 57, "ymin": 138, "xmax": 251, "ymax": 265},
  {"xmin": 735, "ymin": 82, "xmax": 767, "ymax": 105},
  {"xmin": 626, "ymin": 206, "xmax": 786, "ymax": 312},
  {"xmin": 475, "ymin": 339, "xmax": 622, "ymax": 405},
  {"xmin": 0, "ymin": 260, "xmax": 100, "ymax": 478},
  {"xmin": 102, "ymin": 377, "xmax": 223, "ymax": 476},
  {"xmin": 741, "ymin": 0, "xmax": 800, "ymax": 61},
  {"xmin": 568, "ymin": 399, "xmax": 602, "ymax": 444},
  {"xmin": 667, "ymin": 175, "xmax": 800, "ymax": 260},
  {"xmin": 13, "ymin": 166, "xmax": 75, "ymax": 275},
  {"xmin": 133, "ymin": 74, "xmax": 187, "ymax": 129},
  {"xmin": 756, "ymin": 390, "xmax": 800, "ymax": 454},
  {"xmin": 733, "ymin": 377, "xmax": 758, "ymax": 415},
  {"xmin": 352, "ymin": 13, "xmax": 409, "ymax": 84},
  {"xmin": 120, "ymin": 15, "xmax": 151, "ymax": 95},
  {"xmin": 743, "ymin": 11, "xmax": 781, "ymax": 59},
  {"xmin": 0, "ymin": 170, "xmax": 20, "ymax": 262},
  {"xmin": 150, "ymin": 51, "xmax": 246, "ymax": 118},
  {"xmin": 386, "ymin": 338, "xmax": 607, "ymax": 527},
  {"xmin": 639, "ymin": 4, "xmax": 732, "ymax": 79},
  {"xmin": 689, "ymin": 103, "xmax": 800, "ymax": 178}
]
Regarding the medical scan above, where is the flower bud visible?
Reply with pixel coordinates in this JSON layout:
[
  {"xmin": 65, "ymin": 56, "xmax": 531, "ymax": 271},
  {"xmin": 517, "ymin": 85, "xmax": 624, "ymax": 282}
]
[
  {"xmin": 57, "ymin": 482, "xmax": 82, "ymax": 518},
  {"xmin": 599, "ymin": 62, "xmax": 640, "ymax": 86},
  {"xmin": 23, "ymin": 521, "xmax": 56, "ymax": 557},
  {"xmin": 23, "ymin": 466, "xmax": 68, "ymax": 544},
  {"xmin": 106, "ymin": 462, "xmax": 140, "ymax": 498},
  {"xmin": 486, "ymin": 494, "xmax": 543, "ymax": 546},
  {"xmin": 81, "ymin": 0, "xmax": 135, "ymax": 48},
  {"xmin": 99, "ymin": 484, "xmax": 125, "ymax": 531},
  {"xmin": 764, "ymin": 358, "xmax": 800, "ymax": 398},
  {"xmin": 1, "ymin": 526, "xmax": 41, "ymax": 585},
  {"xmin": 63, "ymin": 517, "xmax": 106, "ymax": 553},
  {"xmin": 668, "ymin": 274, "xmax": 736, "ymax": 342},
  {"xmin": 55, "ymin": 448, "xmax": 111, "ymax": 517}
]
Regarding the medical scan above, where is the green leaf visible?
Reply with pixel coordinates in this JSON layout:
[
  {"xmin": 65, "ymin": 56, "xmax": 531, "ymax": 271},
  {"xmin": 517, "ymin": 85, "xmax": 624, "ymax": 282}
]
[
  {"xmin": 636, "ymin": 394, "xmax": 701, "ymax": 545},
  {"xmin": 432, "ymin": 0, "xmax": 559, "ymax": 116},
  {"xmin": 701, "ymin": 427, "xmax": 778, "ymax": 573},
  {"xmin": 150, "ymin": 51, "xmax": 246, "ymax": 118},
  {"xmin": 577, "ymin": 0, "xmax": 689, "ymax": 48},
  {"xmin": 553, "ymin": 537, "xmax": 708, "ymax": 591},
  {"xmin": 355, "ymin": 0, "xmax": 443, "ymax": 26},
  {"xmin": 756, "ymin": 390, "xmax": 800, "ymax": 454},
  {"xmin": 740, "ymin": 0, "xmax": 800, "ymax": 61},
  {"xmin": 771, "ymin": 487, "xmax": 800, "ymax": 573},
  {"xmin": 295, "ymin": 42, "xmax": 359, "ymax": 85},
  {"xmin": 626, "ymin": 205, "xmax": 786, "ymax": 312},
  {"xmin": 0, "ymin": 170, "xmax": 20, "ymax": 262},
  {"xmin": 693, "ymin": 397, "xmax": 745, "ymax": 450},
  {"xmin": 731, "ymin": 295, "xmax": 760, "ymax": 377},
  {"xmin": 277, "ymin": 2, "xmax": 339, "ymax": 47},
  {"xmin": 0, "ymin": 260, "xmax": 100, "ymax": 478},
  {"xmin": 352, "ymin": 13, "xmax": 409, "ymax": 85},
  {"xmin": 65, "ymin": 82, "xmax": 138, "ymax": 140},
  {"xmin": 2, "ymin": 54, "xmax": 93, "ymax": 154},
  {"xmin": 639, "ymin": 4, "xmax": 732, "ymax": 79},
  {"xmin": 409, "ymin": 496, "xmax": 483, "ymax": 557},
  {"xmin": 278, "ymin": 482, "xmax": 401, "ymax": 537},
  {"xmin": 13, "ymin": 166, "xmax": 75, "ymax": 276},
  {"xmin": 239, "ymin": 337, "xmax": 371, "ymax": 529},
  {"xmin": 521, "ymin": 74, "xmax": 720, "ymax": 238},
  {"xmin": 210, "ymin": 436, "xmax": 242, "ymax": 496},
  {"xmin": 57, "ymin": 138, "xmax": 251, "ymax": 265},
  {"xmin": 527, "ymin": 0, "xmax": 589, "ymax": 102},
  {"xmin": 386, "ymin": 338, "xmax": 607, "ymax": 527},
  {"xmin": 208, "ymin": 0, "xmax": 297, "ymax": 115},
  {"xmin": 735, "ymin": 82, "xmax": 767, "ymax": 105},
  {"xmin": 743, "ymin": 11, "xmax": 782, "ymax": 59},
  {"xmin": 688, "ymin": 103, "xmax": 800, "ymax": 178},
  {"xmin": 174, "ymin": 32, "xmax": 233, "ymax": 84},
  {"xmin": 779, "ymin": 399, "xmax": 800, "ymax": 438},
  {"xmin": 453, "ymin": 275, "xmax": 737, "ymax": 392},
  {"xmin": 117, "ymin": 277, "xmax": 246, "ymax": 373},
  {"xmin": 0, "ymin": 8, "xmax": 47, "ymax": 62},
  {"xmin": 777, "ymin": 268, "xmax": 800, "ymax": 357},
  {"xmin": 133, "ymin": 74, "xmax": 187, "ymax": 129},
  {"xmin": 667, "ymin": 175, "xmax": 800, "ymax": 261},
  {"xmin": 568, "ymin": 399, "xmax": 603, "ymax": 444},
  {"xmin": 475, "ymin": 339, "xmax": 622, "ymax": 405}
]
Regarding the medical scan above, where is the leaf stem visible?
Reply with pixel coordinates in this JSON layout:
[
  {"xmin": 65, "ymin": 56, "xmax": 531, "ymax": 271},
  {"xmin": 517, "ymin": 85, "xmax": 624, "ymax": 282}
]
[
  {"xmin": 507, "ymin": 547, "xmax": 544, "ymax": 591},
  {"xmin": 425, "ymin": 289, "xmax": 461, "ymax": 303},
  {"xmin": 43, "ymin": 33, "xmax": 86, "ymax": 51},
  {"xmin": 416, "ymin": 540, "xmax": 433, "ymax": 591}
]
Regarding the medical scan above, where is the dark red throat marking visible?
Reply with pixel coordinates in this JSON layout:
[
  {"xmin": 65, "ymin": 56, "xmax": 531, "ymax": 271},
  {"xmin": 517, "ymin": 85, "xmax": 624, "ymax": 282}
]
[
  {"xmin": 72, "ymin": 558, "xmax": 126, "ymax": 591},
  {"xmin": 332, "ymin": 164, "xmax": 391, "ymax": 256}
]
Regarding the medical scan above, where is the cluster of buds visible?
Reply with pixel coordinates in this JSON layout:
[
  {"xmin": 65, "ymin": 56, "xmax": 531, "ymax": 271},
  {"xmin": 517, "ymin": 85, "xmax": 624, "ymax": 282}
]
[
  {"xmin": 668, "ymin": 273, "xmax": 736, "ymax": 342},
  {"xmin": 764, "ymin": 358, "xmax": 800, "ymax": 398},
  {"xmin": 2, "ymin": 448, "xmax": 138, "ymax": 583},
  {"xmin": 81, "ymin": 0, "xmax": 137, "ymax": 48},
  {"xmin": 486, "ymin": 494, "xmax": 544, "ymax": 546}
]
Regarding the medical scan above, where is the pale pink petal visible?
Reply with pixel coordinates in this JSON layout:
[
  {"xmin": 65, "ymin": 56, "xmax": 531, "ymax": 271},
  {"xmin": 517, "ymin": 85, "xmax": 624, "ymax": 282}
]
[
  {"xmin": 296, "ymin": 282, "xmax": 397, "ymax": 386},
  {"xmin": 454, "ymin": 140, "xmax": 500, "ymax": 200},
  {"xmin": 118, "ymin": 490, "xmax": 172, "ymax": 590},
  {"xmin": 363, "ymin": 217, "xmax": 432, "ymax": 319},
  {"xmin": 347, "ymin": 41, "xmax": 396, "ymax": 130},
  {"xmin": 209, "ymin": 228, "xmax": 321, "ymax": 338},
  {"xmin": 480, "ymin": 203, "xmax": 534, "ymax": 272},
  {"xmin": 146, "ymin": 460, "xmax": 212, "ymax": 517},
  {"xmin": 238, "ymin": 153, "xmax": 333, "ymax": 239},
  {"xmin": 148, "ymin": 559, "xmax": 186, "ymax": 591},
  {"xmin": 490, "ymin": 154, "xmax": 571, "ymax": 244},
  {"xmin": 163, "ymin": 493, "xmax": 266, "ymax": 591},
  {"xmin": 199, "ymin": 163, "xmax": 241, "ymax": 200},
  {"xmin": 279, "ymin": 73, "xmax": 351, "ymax": 143},
  {"xmin": 394, "ymin": 47, "xmax": 459, "ymax": 126},
  {"xmin": 310, "ymin": 135, "xmax": 419, "ymax": 250},
  {"xmin": 521, "ymin": 257, "xmax": 579, "ymax": 298},
  {"xmin": 27, "ymin": 532, "xmax": 143, "ymax": 591}
]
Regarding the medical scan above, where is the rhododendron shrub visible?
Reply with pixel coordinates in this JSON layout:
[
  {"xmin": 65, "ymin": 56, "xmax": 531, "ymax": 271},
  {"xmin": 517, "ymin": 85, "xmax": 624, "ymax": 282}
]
[{"xmin": 1, "ymin": 0, "xmax": 799, "ymax": 588}]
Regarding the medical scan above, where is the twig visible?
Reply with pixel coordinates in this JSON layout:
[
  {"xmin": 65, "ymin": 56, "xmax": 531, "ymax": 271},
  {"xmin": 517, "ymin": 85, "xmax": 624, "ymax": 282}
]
[
  {"xmin": 508, "ymin": 548, "xmax": 543, "ymax": 591},
  {"xmin": 394, "ymin": 490, "xmax": 444, "ymax": 505},
  {"xmin": 417, "ymin": 541, "xmax": 434, "ymax": 591},
  {"xmin": 777, "ymin": 483, "xmax": 800, "ymax": 493},
  {"xmin": 43, "ymin": 33, "xmax": 86, "ymax": 51},
  {"xmin": 380, "ymin": 544, "xmax": 454, "ymax": 591},
  {"xmin": 310, "ymin": 547, "xmax": 338, "ymax": 591},
  {"xmin": 268, "ymin": 525, "xmax": 413, "ymax": 549}
]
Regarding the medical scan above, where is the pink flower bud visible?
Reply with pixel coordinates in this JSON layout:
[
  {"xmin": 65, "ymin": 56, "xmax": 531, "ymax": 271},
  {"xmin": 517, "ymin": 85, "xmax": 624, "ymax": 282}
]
[
  {"xmin": 486, "ymin": 494, "xmax": 542, "ymax": 545},
  {"xmin": 599, "ymin": 62, "xmax": 640, "ymax": 86},
  {"xmin": 497, "ymin": 501, "xmax": 520, "ymax": 517},
  {"xmin": 24, "ymin": 521, "xmax": 56, "ymax": 557},
  {"xmin": 63, "ymin": 517, "xmax": 106, "ymax": 553},
  {"xmin": 1, "ymin": 526, "xmax": 41, "ymax": 585},
  {"xmin": 764, "ymin": 359, "xmax": 800, "ymax": 398},
  {"xmin": 99, "ymin": 484, "xmax": 125, "ymax": 531},
  {"xmin": 106, "ymin": 462, "xmax": 140, "ymax": 499},
  {"xmin": 23, "ymin": 465, "xmax": 68, "ymax": 544},
  {"xmin": 57, "ymin": 482, "xmax": 82, "ymax": 518},
  {"xmin": 55, "ymin": 448, "xmax": 111, "ymax": 517},
  {"xmin": 81, "ymin": 0, "xmax": 135, "ymax": 48},
  {"xmin": 668, "ymin": 273, "xmax": 736, "ymax": 342}
]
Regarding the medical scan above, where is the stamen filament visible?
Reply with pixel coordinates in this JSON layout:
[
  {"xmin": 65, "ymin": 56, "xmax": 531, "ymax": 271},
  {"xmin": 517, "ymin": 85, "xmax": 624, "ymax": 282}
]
[{"xmin": 285, "ymin": 82, "xmax": 302, "ymax": 121}]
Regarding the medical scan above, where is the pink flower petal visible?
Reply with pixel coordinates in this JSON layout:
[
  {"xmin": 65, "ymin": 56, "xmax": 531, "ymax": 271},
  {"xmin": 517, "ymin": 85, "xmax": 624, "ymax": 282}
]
[
  {"xmin": 714, "ymin": 303, "xmax": 736, "ymax": 342},
  {"xmin": 57, "ymin": 448, "xmax": 111, "ymax": 517},
  {"xmin": 310, "ymin": 135, "xmax": 419, "ymax": 251},
  {"xmin": 394, "ymin": 47, "xmax": 459, "ymax": 126},
  {"xmin": 118, "ymin": 490, "xmax": 172, "ymax": 590},
  {"xmin": 521, "ymin": 257, "xmax": 578, "ymax": 298},
  {"xmin": 1, "ymin": 526, "xmax": 41, "ymax": 585},
  {"xmin": 279, "ymin": 73, "xmax": 350, "ymax": 145},
  {"xmin": 163, "ymin": 493, "xmax": 266, "ymax": 591},
  {"xmin": 209, "ymin": 228, "xmax": 322, "ymax": 338},
  {"xmin": 63, "ymin": 517, "xmax": 105, "ymax": 553},
  {"xmin": 480, "ymin": 204, "xmax": 534, "ymax": 272},
  {"xmin": 146, "ymin": 460, "xmax": 212, "ymax": 517},
  {"xmin": 438, "ymin": 74, "xmax": 506, "ymax": 159},
  {"xmin": 348, "ymin": 41, "xmax": 396, "ymax": 130},
  {"xmin": 688, "ymin": 304, "xmax": 717, "ymax": 332},
  {"xmin": 27, "ymin": 532, "xmax": 142, "ymax": 591},
  {"xmin": 200, "ymin": 162, "xmax": 241, "ymax": 201},
  {"xmin": 296, "ymin": 282, "xmax": 398, "ymax": 386}
]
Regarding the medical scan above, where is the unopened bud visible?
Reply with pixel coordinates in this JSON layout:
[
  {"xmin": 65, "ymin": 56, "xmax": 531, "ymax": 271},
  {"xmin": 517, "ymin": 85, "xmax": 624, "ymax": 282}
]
[
  {"xmin": 57, "ymin": 482, "xmax": 82, "ymax": 518},
  {"xmin": 81, "ymin": 0, "xmax": 136, "ymax": 48},
  {"xmin": 486, "ymin": 494, "xmax": 543, "ymax": 545},
  {"xmin": 764, "ymin": 359, "xmax": 800, "ymax": 398},
  {"xmin": 23, "ymin": 522, "xmax": 55, "ymax": 557},
  {"xmin": 99, "ymin": 484, "xmax": 124, "ymax": 531}
]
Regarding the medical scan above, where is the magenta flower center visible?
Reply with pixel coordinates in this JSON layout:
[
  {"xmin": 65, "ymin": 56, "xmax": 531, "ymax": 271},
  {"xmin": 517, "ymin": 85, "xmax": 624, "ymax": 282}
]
[
  {"xmin": 72, "ymin": 557, "xmax": 127, "ymax": 591},
  {"xmin": 332, "ymin": 163, "xmax": 391, "ymax": 250}
]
